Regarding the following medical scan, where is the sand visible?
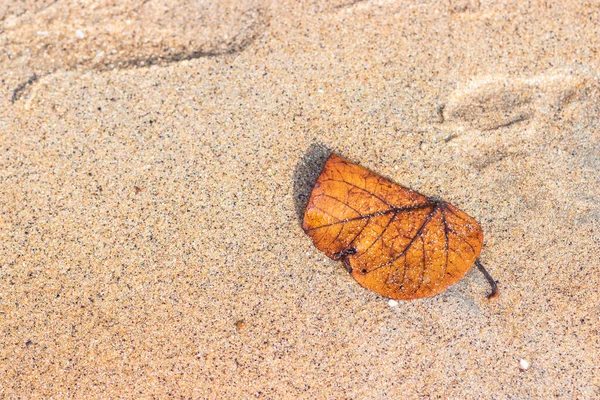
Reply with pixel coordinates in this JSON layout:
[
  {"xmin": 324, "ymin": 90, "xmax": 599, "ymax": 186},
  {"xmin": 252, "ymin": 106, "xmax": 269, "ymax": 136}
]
[{"xmin": 1, "ymin": 0, "xmax": 599, "ymax": 398}]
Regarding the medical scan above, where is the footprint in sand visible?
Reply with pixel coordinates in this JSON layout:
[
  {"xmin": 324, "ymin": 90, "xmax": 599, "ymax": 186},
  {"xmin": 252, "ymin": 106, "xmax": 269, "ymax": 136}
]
[
  {"xmin": 439, "ymin": 71, "xmax": 593, "ymax": 170},
  {"xmin": 441, "ymin": 71, "xmax": 589, "ymax": 132},
  {"xmin": 2, "ymin": 0, "xmax": 267, "ymax": 101}
]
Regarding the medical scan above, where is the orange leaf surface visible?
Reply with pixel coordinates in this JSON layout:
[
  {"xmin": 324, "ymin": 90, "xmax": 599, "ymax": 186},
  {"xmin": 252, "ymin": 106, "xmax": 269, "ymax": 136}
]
[{"xmin": 302, "ymin": 154, "xmax": 484, "ymax": 300}]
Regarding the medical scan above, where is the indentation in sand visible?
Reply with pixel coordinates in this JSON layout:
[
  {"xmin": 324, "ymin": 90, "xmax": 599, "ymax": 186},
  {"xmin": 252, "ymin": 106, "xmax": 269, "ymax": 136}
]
[
  {"xmin": 2, "ymin": 0, "xmax": 267, "ymax": 101},
  {"xmin": 442, "ymin": 71, "xmax": 588, "ymax": 132}
]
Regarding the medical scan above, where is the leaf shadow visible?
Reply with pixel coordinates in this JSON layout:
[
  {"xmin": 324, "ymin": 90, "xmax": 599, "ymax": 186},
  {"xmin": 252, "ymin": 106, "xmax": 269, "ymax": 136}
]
[{"xmin": 293, "ymin": 143, "xmax": 332, "ymax": 227}]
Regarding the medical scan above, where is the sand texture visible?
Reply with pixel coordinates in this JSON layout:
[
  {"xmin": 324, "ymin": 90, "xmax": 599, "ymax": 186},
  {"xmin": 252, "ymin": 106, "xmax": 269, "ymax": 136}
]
[{"xmin": 1, "ymin": 0, "xmax": 599, "ymax": 398}]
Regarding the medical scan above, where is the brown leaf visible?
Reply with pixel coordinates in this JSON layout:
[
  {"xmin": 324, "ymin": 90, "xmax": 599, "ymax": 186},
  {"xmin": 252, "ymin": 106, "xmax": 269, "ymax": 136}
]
[{"xmin": 302, "ymin": 154, "xmax": 484, "ymax": 300}]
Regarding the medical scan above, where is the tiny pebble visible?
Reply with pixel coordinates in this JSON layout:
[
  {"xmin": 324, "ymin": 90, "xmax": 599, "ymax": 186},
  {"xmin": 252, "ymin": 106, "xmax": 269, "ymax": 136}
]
[
  {"xmin": 388, "ymin": 299, "xmax": 399, "ymax": 307},
  {"xmin": 235, "ymin": 320, "xmax": 247, "ymax": 330},
  {"xmin": 519, "ymin": 359, "xmax": 530, "ymax": 371},
  {"xmin": 75, "ymin": 30, "xmax": 85, "ymax": 39}
]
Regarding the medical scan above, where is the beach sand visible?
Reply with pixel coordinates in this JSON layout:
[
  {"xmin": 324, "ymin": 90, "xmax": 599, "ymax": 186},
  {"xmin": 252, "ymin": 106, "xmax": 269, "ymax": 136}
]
[{"xmin": 1, "ymin": 0, "xmax": 599, "ymax": 397}]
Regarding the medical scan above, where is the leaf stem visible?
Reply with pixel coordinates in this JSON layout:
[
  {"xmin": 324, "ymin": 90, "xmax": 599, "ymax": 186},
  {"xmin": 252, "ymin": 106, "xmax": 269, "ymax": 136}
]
[{"xmin": 475, "ymin": 259, "xmax": 499, "ymax": 300}]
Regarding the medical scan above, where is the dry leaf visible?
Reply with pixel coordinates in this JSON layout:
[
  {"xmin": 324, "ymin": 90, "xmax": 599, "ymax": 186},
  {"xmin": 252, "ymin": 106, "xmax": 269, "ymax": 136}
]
[{"xmin": 302, "ymin": 153, "xmax": 495, "ymax": 300}]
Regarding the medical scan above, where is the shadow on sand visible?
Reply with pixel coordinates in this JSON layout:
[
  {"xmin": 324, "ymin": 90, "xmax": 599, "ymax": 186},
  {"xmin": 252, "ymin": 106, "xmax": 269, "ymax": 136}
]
[{"xmin": 292, "ymin": 143, "xmax": 332, "ymax": 227}]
